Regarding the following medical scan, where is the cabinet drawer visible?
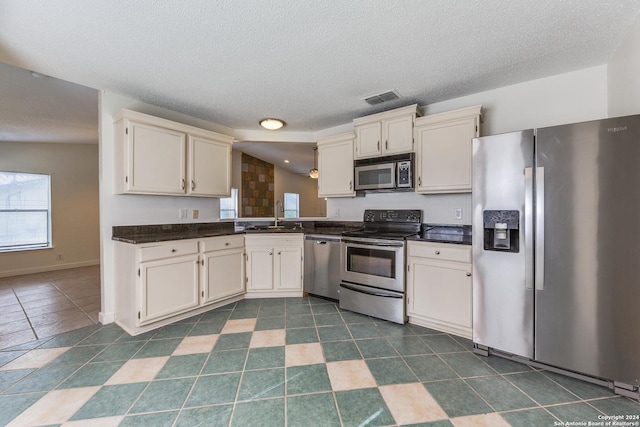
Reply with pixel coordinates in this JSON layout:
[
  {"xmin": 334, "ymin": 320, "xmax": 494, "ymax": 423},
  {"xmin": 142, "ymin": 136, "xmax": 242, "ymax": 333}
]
[
  {"xmin": 407, "ymin": 241, "xmax": 471, "ymax": 263},
  {"xmin": 139, "ymin": 241, "xmax": 199, "ymax": 262},
  {"xmin": 201, "ymin": 234, "xmax": 244, "ymax": 252}
]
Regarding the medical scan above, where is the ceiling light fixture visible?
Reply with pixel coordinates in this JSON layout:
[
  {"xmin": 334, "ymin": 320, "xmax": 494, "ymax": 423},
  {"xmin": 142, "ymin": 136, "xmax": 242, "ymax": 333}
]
[
  {"xmin": 259, "ymin": 118, "xmax": 285, "ymax": 130},
  {"xmin": 309, "ymin": 146, "xmax": 319, "ymax": 179}
]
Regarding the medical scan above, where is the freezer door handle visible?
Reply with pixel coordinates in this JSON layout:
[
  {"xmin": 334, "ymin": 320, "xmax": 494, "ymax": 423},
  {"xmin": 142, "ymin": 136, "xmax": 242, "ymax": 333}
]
[
  {"xmin": 524, "ymin": 167, "xmax": 534, "ymax": 289},
  {"xmin": 535, "ymin": 167, "xmax": 545, "ymax": 291}
]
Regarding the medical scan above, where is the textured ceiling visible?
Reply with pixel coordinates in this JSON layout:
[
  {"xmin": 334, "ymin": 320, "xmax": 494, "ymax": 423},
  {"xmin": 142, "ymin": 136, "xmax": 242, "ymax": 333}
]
[
  {"xmin": 0, "ymin": 62, "xmax": 98, "ymax": 143},
  {"xmin": 1, "ymin": 0, "xmax": 639, "ymax": 167}
]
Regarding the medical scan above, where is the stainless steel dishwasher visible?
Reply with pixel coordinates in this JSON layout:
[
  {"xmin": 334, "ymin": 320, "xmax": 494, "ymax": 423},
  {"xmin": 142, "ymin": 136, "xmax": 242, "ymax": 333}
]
[{"xmin": 304, "ymin": 234, "xmax": 341, "ymax": 300}]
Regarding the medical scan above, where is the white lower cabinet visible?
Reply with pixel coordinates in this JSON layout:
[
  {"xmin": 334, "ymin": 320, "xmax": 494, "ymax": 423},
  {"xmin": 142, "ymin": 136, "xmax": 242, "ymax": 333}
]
[
  {"xmin": 406, "ymin": 241, "xmax": 473, "ymax": 339},
  {"xmin": 245, "ymin": 234, "xmax": 304, "ymax": 298},
  {"xmin": 139, "ymin": 253, "xmax": 199, "ymax": 325},
  {"xmin": 114, "ymin": 235, "xmax": 245, "ymax": 336},
  {"xmin": 201, "ymin": 235, "xmax": 245, "ymax": 304}
]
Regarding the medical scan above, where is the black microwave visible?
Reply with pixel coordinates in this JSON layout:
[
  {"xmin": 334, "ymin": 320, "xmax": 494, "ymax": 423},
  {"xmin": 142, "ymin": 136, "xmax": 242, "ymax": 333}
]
[{"xmin": 354, "ymin": 153, "xmax": 414, "ymax": 192}]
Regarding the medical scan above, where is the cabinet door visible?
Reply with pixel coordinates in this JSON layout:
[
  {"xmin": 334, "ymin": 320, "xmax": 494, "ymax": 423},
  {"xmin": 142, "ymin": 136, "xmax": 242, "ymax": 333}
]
[
  {"xmin": 128, "ymin": 122, "xmax": 186, "ymax": 195},
  {"xmin": 355, "ymin": 122, "xmax": 382, "ymax": 158},
  {"xmin": 203, "ymin": 247, "xmax": 245, "ymax": 304},
  {"xmin": 274, "ymin": 246, "xmax": 302, "ymax": 291},
  {"xmin": 246, "ymin": 248, "xmax": 274, "ymax": 291},
  {"xmin": 318, "ymin": 138, "xmax": 355, "ymax": 197},
  {"xmin": 139, "ymin": 255, "xmax": 199, "ymax": 325},
  {"xmin": 416, "ymin": 117, "xmax": 477, "ymax": 193},
  {"xmin": 407, "ymin": 258, "xmax": 472, "ymax": 329},
  {"xmin": 188, "ymin": 135, "xmax": 231, "ymax": 197},
  {"xmin": 383, "ymin": 115, "xmax": 414, "ymax": 155}
]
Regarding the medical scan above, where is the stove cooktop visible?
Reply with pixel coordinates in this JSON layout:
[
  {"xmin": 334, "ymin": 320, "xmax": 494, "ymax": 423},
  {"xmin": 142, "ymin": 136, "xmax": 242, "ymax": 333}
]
[{"xmin": 342, "ymin": 209, "xmax": 423, "ymax": 241}]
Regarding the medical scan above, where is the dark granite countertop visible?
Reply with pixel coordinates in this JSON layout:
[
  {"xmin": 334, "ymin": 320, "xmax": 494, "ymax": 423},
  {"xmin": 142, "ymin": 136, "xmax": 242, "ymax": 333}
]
[
  {"xmin": 112, "ymin": 221, "xmax": 362, "ymax": 244},
  {"xmin": 407, "ymin": 224, "xmax": 472, "ymax": 245}
]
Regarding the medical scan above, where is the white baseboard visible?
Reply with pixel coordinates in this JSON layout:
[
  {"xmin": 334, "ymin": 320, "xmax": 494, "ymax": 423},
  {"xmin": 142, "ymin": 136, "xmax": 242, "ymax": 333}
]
[
  {"xmin": 99, "ymin": 311, "xmax": 115, "ymax": 325},
  {"xmin": 0, "ymin": 260, "xmax": 100, "ymax": 278}
]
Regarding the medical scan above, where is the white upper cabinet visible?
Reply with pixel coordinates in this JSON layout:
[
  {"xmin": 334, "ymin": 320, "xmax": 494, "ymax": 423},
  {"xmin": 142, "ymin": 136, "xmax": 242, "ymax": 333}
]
[
  {"xmin": 122, "ymin": 122, "xmax": 187, "ymax": 195},
  {"xmin": 187, "ymin": 135, "xmax": 232, "ymax": 197},
  {"xmin": 353, "ymin": 104, "xmax": 421, "ymax": 159},
  {"xmin": 415, "ymin": 105, "xmax": 482, "ymax": 194},
  {"xmin": 114, "ymin": 109, "xmax": 233, "ymax": 197},
  {"xmin": 354, "ymin": 122, "xmax": 382, "ymax": 158},
  {"xmin": 317, "ymin": 132, "xmax": 356, "ymax": 198}
]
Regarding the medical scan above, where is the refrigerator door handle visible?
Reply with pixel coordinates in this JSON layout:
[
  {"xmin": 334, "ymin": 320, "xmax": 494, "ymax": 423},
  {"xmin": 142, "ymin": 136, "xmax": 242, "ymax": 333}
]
[
  {"xmin": 524, "ymin": 167, "xmax": 534, "ymax": 290},
  {"xmin": 535, "ymin": 167, "xmax": 545, "ymax": 290}
]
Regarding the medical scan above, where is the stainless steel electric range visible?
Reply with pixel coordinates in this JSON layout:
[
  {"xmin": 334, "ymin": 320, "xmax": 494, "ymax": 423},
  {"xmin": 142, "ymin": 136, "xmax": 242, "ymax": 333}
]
[{"xmin": 339, "ymin": 209, "xmax": 422, "ymax": 324}]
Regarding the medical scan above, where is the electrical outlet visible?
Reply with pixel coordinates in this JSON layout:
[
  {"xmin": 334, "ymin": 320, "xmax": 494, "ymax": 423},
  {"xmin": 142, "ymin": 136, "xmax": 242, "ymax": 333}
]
[
  {"xmin": 192, "ymin": 209, "xmax": 199, "ymax": 219},
  {"xmin": 179, "ymin": 208, "xmax": 187, "ymax": 219},
  {"xmin": 333, "ymin": 208, "xmax": 341, "ymax": 217},
  {"xmin": 455, "ymin": 208, "xmax": 463, "ymax": 220}
]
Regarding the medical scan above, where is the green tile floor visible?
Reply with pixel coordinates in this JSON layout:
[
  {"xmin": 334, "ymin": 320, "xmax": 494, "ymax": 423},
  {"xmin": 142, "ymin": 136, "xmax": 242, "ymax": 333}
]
[{"xmin": 0, "ymin": 297, "xmax": 637, "ymax": 426}]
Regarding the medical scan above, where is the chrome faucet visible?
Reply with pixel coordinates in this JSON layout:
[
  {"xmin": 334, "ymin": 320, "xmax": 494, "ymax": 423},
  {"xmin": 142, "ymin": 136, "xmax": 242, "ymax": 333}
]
[{"xmin": 275, "ymin": 200, "xmax": 282, "ymax": 227}]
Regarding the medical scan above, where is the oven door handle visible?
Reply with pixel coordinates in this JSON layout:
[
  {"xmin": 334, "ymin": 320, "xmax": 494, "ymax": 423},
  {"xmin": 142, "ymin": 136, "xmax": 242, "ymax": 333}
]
[
  {"xmin": 340, "ymin": 283, "xmax": 403, "ymax": 298},
  {"xmin": 341, "ymin": 238, "xmax": 404, "ymax": 247}
]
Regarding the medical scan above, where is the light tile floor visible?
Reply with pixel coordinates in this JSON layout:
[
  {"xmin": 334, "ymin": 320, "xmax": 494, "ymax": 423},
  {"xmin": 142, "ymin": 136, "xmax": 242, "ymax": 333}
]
[
  {"xmin": 0, "ymin": 297, "xmax": 638, "ymax": 426},
  {"xmin": 0, "ymin": 266, "xmax": 101, "ymax": 350}
]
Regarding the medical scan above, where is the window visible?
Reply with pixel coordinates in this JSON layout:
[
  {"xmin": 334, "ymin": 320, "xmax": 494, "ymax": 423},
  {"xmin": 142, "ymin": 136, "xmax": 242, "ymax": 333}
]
[
  {"xmin": 284, "ymin": 192, "xmax": 299, "ymax": 218},
  {"xmin": 219, "ymin": 188, "xmax": 238, "ymax": 219},
  {"xmin": 0, "ymin": 172, "xmax": 51, "ymax": 252}
]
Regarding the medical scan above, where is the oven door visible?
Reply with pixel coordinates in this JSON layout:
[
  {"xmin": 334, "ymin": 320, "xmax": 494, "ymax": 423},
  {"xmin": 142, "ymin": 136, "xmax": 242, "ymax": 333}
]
[
  {"xmin": 355, "ymin": 163, "xmax": 395, "ymax": 190},
  {"xmin": 340, "ymin": 238, "xmax": 405, "ymax": 292}
]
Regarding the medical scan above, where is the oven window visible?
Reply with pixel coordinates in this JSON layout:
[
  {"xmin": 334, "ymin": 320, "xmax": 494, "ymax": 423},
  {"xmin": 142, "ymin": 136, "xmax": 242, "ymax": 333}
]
[{"xmin": 346, "ymin": 246, "xmax": 395, "ymax": 278}]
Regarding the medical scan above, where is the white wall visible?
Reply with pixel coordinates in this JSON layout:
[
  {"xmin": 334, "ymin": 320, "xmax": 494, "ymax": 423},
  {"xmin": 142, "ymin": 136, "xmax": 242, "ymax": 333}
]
[
  {"xmin": 274, "ymin": 166, "xmax": 325, "ymax": 218},
  {"xmin": 0, "ymin": 141, "xmax": 100, "ymax": 277},
  {"xmin": 327, "ymin": 66, "xmax": 608, "ymax": 223},
  {"xmin": 98, "ymin": 91, "xmax": 235, "ymax": 323},
  {"xmin": 424, "ymin": 65, "xmax": 608, "ymax": 135},
  {"xmin": 608, "ymin": 14, "xmax": 640, "ymax": 117}
]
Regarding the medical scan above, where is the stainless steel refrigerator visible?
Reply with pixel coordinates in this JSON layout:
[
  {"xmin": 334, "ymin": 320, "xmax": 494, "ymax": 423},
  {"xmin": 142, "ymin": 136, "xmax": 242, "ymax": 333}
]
[{"xmin": 472, "ymin": 114, "xmax": 640, "ymax": 396}]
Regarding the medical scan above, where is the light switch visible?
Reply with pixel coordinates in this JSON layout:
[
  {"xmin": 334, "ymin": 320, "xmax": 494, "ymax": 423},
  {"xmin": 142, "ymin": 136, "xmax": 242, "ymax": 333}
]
[
  {"xmin": 192, "ymin": 209, "xmax": 199, "ymax": 219},
  {"xmin": 179, "ymin": 208, "xmax": 187, "ymax": 219},
  {"xmin": 455, "ymin": 208, "xmax": 463, "ymax": 220}
]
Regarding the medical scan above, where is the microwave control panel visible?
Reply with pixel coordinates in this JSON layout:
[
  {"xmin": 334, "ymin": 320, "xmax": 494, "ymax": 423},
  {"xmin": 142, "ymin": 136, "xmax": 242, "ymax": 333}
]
[{"xmin": 397, "ymin": 161, "xmax": 411, "ymax": 187}]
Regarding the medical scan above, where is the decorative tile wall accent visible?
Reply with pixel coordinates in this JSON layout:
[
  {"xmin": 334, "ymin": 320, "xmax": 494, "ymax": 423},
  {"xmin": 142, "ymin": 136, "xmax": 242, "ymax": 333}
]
[{"xmin": 241, "ymin": 153, "xmax": 274, "ymax": 218}]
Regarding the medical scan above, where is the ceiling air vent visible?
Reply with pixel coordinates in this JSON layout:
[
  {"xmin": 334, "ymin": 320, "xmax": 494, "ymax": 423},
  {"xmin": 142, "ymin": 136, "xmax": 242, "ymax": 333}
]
[{"xmin": 362, "ymin": 90, "xmax": 401, "ymax": 106}]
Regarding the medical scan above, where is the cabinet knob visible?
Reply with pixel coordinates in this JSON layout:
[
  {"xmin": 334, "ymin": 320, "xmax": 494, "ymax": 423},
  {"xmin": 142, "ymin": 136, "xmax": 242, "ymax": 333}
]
[
  {"xmin": 466, "ymin": 272, "xmax": 472, "ymax": 276},
  {"xmin": 277, "ymin": 252, "xmax": 281, "ymax": 255},
  {"xmin": 418, "ymin": 176, "xmax": 422, "ymax": 186},
  {"xmin": 225, "ymin": 242, "xmax": 230, "ymax": 246},
  {"xmin": 269, "ymin": 252, "xmax": 273, "ymax": 256},
  {"xmin": 191, "ymin": 180, "xmax": 195, "ymax": 190},
  {"xmin": 385, "ymin": 140, "xmax": 388, "ymax": 150},
  {"xmin": 377, "ymin": 141, "xmax": 380, "ymax": 151},
  {"xmin": 181, "ymin": 179, "xmax": 185, "ymax": 190},
  {"xmin": 171, "ymin": 249, "xmax": 177, "ymax": 253},
  {"xmin": 349, "ymin": 180, "xmax": 352, "ymax": 190},
  {"xmin": 435, "ymin": 250, "xmax": 440, "ymax": 255}
]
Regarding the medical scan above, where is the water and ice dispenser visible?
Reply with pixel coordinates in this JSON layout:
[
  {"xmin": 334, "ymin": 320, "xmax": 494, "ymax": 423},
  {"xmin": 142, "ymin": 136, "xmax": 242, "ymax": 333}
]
[{"xmin": 483, "ymin": 210, "xmax": 520, "ymax": 253}]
